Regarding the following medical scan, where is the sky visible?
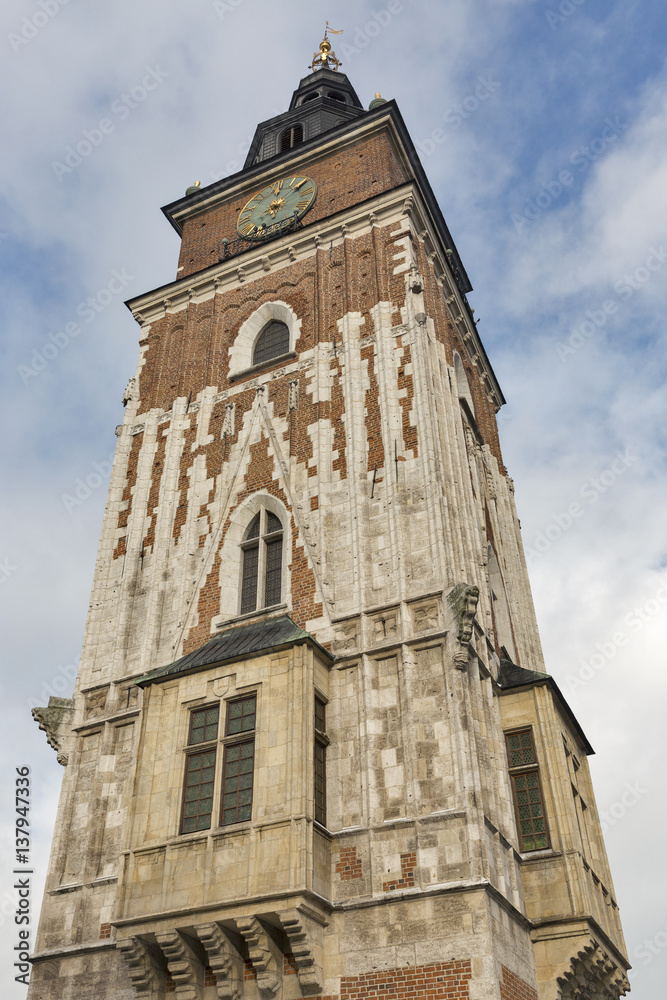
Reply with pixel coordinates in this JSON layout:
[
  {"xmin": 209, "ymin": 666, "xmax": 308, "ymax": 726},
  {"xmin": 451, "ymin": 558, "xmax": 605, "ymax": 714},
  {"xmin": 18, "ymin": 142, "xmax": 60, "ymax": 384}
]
[{"xmin": 1, "ymin": 0, "xmax": 665, "ymax": 996}]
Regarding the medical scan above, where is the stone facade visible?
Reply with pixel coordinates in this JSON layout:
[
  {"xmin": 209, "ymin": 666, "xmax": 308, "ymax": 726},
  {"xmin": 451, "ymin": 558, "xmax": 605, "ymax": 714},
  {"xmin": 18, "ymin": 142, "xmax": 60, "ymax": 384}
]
[{"xmin": 29, "ymin": 68, "xmax": 629, "ymax": 1000}]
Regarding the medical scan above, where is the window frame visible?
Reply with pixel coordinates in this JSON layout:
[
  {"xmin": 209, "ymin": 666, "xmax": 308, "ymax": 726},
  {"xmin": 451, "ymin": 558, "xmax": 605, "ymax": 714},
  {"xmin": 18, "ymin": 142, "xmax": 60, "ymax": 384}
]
[
  {"xmin": 280, "ymin": 123, "xmax": 304, "ymax": 152},
  {"xmin": 239, "ymin": 509, "xmax": 284, "ymax": 615},
  {"xmin": 180, "ymin": 703, "xmax": 220, "ymax": 835},
  {"xmin": 220, "ymin": 694, "xmax": 257, "ymax": 827},
  {"xmin": 505, "ymin": 727, "xmax": 551, "ymax": 853},
  {"xmin": 179, "ymin": 694, "xmax": 258, "ymax": 836},
  {"xmin": 314, "ymin": 695, "xmax": 329, "ymax": 827},
  {"xmin": 252, "ymin": 320, "xmax": 291, "ymax": 368}
]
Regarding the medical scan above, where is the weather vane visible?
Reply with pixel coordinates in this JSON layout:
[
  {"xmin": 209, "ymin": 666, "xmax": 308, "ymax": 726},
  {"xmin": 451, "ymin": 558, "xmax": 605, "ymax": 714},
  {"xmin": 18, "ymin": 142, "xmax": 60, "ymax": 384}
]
[{"xmin": 310, "ymin": 22, "xmax": 343, "ymax": 72}]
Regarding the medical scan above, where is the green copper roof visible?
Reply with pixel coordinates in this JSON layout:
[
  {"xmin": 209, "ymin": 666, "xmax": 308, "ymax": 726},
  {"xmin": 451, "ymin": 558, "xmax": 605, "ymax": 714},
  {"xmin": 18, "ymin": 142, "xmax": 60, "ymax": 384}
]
[{"xmin": 135, "ymin": 614, "xmax": 331, "ymax": 687}]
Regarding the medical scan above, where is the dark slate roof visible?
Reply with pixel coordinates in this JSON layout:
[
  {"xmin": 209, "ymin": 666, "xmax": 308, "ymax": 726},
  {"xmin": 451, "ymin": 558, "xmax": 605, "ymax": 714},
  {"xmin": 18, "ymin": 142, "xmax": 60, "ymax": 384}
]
[
  {"xmin": 136, "ymin": 615, "xmax": 332, "ymax": 687},
  {"xmin": 497, "ymin": 658, "xmax": 549, "ymax": 690},
  {"xmin": 497, "ymin": 658, "xmax": 594, "ymax": 756}
]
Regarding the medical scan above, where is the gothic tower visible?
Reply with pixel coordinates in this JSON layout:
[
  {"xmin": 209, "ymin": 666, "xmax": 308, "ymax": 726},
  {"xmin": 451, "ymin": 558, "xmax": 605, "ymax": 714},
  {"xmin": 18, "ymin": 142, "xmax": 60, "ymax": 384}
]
[{"xmin": 30, "ymin": 35, "xmax": 630, "ymax": 1000}]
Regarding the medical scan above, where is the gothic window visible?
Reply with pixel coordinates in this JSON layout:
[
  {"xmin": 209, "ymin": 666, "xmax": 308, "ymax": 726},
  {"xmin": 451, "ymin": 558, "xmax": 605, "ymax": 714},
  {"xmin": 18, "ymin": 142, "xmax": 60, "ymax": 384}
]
[
  {"xmin": 240, "ymin": 510, "xmax": 284, "ymax": 614},
  {"xmin": 280, "ymin": 124, "xmax": 303, "ymax": 152},
  {"xmin": 181, "ymin": 705, "xmax": 220, "ymax": 833},
  {"xmin": 221, "ymin": 695, "xmax": 257, "ymax": 826},
  {"xmin": 253, "ymin": 320, "xmax": 290, "ymax": 367},
  {"xmin": 505, "ymin": 728, "xmax": 550, "ymax": 852},
  {"xmin": 314, "ymin": 697, "xmax": 327, "ymax": 825}
]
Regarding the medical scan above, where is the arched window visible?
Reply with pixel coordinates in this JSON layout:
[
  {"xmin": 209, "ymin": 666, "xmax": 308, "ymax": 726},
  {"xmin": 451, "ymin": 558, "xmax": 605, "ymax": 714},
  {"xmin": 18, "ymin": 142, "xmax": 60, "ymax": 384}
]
[
  {"xmin": 327, "ymin": 91, "xmax": 345, "ymax": 102},
  {"xmin": 302, "ymin": 92, "xmax": 319, "ymax": 103},
  {"xmin": 280, "ymin": 124, "xmax": 303, "ymax": 152},
  {"xmin": 253, "ymin": 320, "xmax": 290, "ymax": 367},
  {"xmin": 240, "ymin": 510, "xmax": 284, "ymax": 614}
]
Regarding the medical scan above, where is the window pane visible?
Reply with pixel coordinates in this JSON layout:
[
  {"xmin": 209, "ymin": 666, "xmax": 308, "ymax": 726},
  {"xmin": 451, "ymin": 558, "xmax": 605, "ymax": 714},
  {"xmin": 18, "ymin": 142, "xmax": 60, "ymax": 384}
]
[
  {"xmin": 245, "ymin": 513, "xmax": 261, "ymax": 540},
  {"xmin": 511, "ymin": 771, "xmax": 549, "ymax": 852},
  {"xmin": 266, "ymin": 512, "xmax": 282, "ymax": 534},
  {"xmin": 506, "ymin": 730, "xmax": 537, "ymax": 767},
  {"xmin": 181, "ymin": 750, "xmax": 216, "ymax": 833},
  {"xmin": 226, "ymin": 696, "xmax": 256, "ymax": 736},
  {"xmin": 221, "ymin": 740, "xmax": 255, "ymax": 825},
  {"xmin": 241, "ymin": 544, "xmax": 259, "ymax": 614},
  {"xmin": 189, "ymin": 706, "xmax": 219, "ymax": 745},
  {"xmin": 264, "ymin": 538, "xmax": 282, "ymax": 607},
  {"xmin": 314, "ymin": 740, "xmax": 326, "ymax": 825},
  {"xmin": 315, "ymin": 698, "xmax": 326, "ymax": 734},
  {"xmin": 253, "ymin": 321, "xmax": 290, "ymax": 366}
]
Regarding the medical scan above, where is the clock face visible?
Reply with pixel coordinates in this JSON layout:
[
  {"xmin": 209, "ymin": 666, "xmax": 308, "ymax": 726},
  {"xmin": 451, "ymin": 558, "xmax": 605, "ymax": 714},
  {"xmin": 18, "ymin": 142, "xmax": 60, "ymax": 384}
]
[{"xmin": 237, "ymin": 176, "xmax": 317, "ymax": 240}]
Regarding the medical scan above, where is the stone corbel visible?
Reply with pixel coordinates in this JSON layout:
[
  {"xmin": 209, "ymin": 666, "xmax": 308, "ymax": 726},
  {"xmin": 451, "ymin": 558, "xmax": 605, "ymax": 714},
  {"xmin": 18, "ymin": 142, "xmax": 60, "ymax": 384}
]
[
  {"xmin": 448, "ymin": 583, "xmax": 480, "ymax": 669},
  {"xmin": 555, "ymin": 941, "xmax": 630, "ymax": 999},
  {"xmin": 31, "ymin": 697, "xmax": 75, "ymax": 766},
  {"xmin": 195, "ymin": 922, "xmax": 244, "ymax": 1000},
  {"xmin": 155, "ymin": 929, "xmax": 205, "ymax": 1000},
  {"xmin": 278, "ymin": 908, "xmax": 325, "ymax": 996},
  {"xmin": 117, "ymin": 936, "xmax": 166, "ymax": 997},
  {"xmin": 236, "ymin": 916, "xmax": 280, "ymax": 998}
]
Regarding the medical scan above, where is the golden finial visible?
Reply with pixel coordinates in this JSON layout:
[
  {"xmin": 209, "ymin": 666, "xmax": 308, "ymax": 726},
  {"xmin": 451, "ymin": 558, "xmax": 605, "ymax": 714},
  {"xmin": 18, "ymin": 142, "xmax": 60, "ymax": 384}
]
[{"xmin": 310, "ymin": 23, "xmax": 343, "ymax": 72}]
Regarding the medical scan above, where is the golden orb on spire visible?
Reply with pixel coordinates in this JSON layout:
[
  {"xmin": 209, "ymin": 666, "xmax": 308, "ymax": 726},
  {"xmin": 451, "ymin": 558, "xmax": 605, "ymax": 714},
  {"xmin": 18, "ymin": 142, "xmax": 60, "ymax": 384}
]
[{"xmin": 310, "ymin": 23, "xmax": 343, "ymax": 72}]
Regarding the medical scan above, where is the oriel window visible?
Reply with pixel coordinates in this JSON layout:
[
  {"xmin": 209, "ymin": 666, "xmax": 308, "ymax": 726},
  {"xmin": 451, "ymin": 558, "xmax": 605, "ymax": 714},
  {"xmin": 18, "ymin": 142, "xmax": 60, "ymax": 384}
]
[
  {"xmin": 240, "ymin": 510, "xmax": 284, "ymax": 615},
  {"xmin": 505, "ymin": 728, "xmax": 550, "ymax": 852}
]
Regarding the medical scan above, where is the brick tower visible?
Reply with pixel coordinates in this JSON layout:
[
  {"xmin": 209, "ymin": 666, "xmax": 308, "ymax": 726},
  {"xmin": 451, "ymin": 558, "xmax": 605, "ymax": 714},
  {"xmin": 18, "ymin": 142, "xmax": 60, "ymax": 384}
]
[{"xmin": 30, "ymin": 33, "xmax": 630, "ymax": 1000}]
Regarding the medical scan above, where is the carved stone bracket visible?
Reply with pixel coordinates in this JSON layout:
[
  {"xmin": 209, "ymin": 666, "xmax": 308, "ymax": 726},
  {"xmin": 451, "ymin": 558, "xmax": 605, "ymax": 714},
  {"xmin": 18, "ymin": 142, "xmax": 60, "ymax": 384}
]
[
  {"xmin": 556, "ymin": 941, "xmax": 630, "ymax": 1000},
  {"xmin": 122, "ymin": 376, "xmax": 138, "ymax": 406},
  {"xmin": 195, "ymin": 922, "xmax": 244, "ymax": 1000},
  {"xmin": 448, "ymin": 583, "xmax": 480, "ymax": 669},
  {"xmin": 31, "ymin": 697, "xmax": 75, "ymax": 766},
  {"xmin": 278, "ymin": 909, "xmax": 324, "ymax": 996},
  {"xmin": 117, "ymin": 936, "xmax": 166, "ymax": 998},
  {"xmin": 155, "ymin": 929, "xmax": 205, "ymax": 1000},
  {"xmin": 236, "ymin": 917, "xmax": 280, "ymax": 998}
]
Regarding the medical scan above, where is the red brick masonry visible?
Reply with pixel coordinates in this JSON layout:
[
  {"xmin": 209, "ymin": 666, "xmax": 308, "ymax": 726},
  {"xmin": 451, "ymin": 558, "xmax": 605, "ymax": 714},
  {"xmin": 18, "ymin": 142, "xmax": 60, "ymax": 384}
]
[
  {"xmin": 383, "ymin": 851, "xmax": 416, "ymax": 892},
  {"xmin": 316, "ymin": 961, "xmax": 472, "ymax": 1000},
  {"xmin": 499, "ymin": 965, "xmax": 538, "ymax": 1000},
  {"xmin": 336, "ymin": 846, "xmax": 363, "ymax": 880}
]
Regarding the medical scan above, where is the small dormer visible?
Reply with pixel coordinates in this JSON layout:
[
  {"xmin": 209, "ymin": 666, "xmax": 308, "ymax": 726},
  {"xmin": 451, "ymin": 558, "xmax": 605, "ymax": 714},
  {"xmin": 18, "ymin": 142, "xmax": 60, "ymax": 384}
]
[{"xmin": 244, "ymin": 36, "xmax": 365, "ymax": 168}]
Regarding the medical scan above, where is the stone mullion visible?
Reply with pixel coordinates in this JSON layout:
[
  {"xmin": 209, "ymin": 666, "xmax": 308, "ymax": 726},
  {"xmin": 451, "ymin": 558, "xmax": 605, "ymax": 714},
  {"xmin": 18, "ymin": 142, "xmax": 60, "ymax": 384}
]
[
  {"xmin": 140, "ymin": 400, "xmax": 188, "ymax": 673},
  {"xmin": 450, "ymin": 658, "xmax": 491, "ymax": 877},
  {"xmin": 449, "ymin": 395, "xmax": 487, "ymax": 605},
  {"xmin": 357, "ymin": 653, "xmax": 376, "ymax": 881},
  {"xmin": 337, "ymin": 311, "xmax": 367, "ymax": 613},
  {"xmin": 428, "ymin": 335, "xmax": 467, "ymax": 589},
  {"xmin": 396, "ymin": 644, "xmax": 421, "ymax": 830},
  {"xmin": 111, "ymin": 417, "xmax": 159, "ymax": 679},
  {"xmin": 496, "ymin": 470, "xmax": 546, "ymax": 670},
  {"xmin": 370, "ymin": 300, "xmax": 406, "ymax": 605},
  {"xmin": 78, "ymin": 411, "xmax": 136, "ymax": 683},
  {"xmin": 401, "ymin": 277, "xmax": 448, "ymax": 592}
]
